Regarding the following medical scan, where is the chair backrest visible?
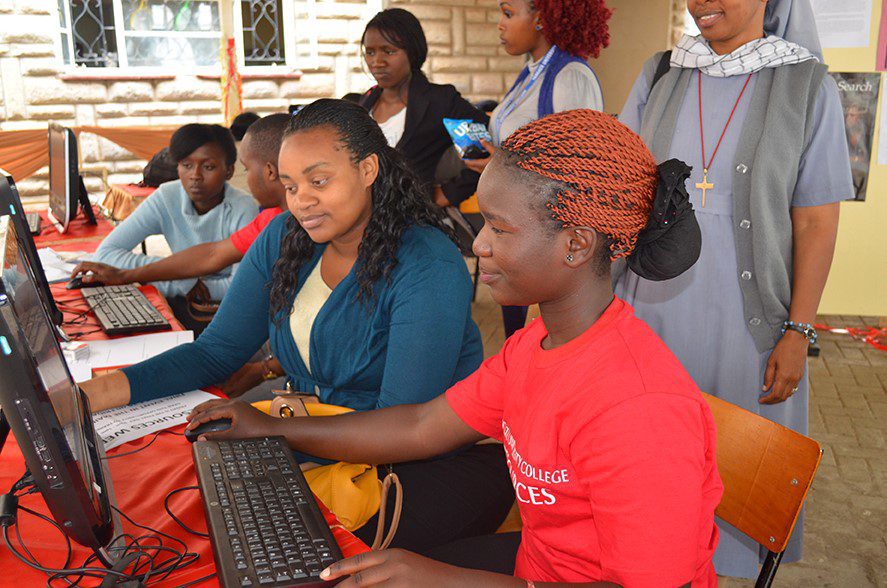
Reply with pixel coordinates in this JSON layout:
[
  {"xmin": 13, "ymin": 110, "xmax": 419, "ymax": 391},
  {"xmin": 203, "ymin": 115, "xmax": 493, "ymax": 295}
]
[{"xmin": 701, "ymin": 392, "xmax": 822, "ymax": 553}]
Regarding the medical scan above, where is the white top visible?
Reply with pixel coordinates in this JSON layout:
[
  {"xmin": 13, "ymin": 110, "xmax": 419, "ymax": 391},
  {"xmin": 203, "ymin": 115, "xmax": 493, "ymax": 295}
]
[
  {"xmin": 491, "ymin": 57, "xmax": 604, "ymax": 144},
  {"xmin": 374, "ymin": 107, "xmax": 407, "ymax": 147},
  {"xmin": 289, "ymin": 262, "xmax": 333, "ymax": 372}
]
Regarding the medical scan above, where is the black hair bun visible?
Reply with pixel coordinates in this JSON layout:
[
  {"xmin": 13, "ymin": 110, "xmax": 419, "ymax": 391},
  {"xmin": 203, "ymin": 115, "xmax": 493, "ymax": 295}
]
[{"xmin": 627, "ymin": 159, "xmax": 701, "ymax": 281}]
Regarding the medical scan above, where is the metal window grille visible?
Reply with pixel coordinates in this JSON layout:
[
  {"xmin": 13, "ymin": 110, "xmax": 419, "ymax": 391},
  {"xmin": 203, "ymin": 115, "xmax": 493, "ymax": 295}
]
[
  {"xmin": 68, "ymin": 0, "xmax": 118, "ymax": 67},
  {"xmin": 240, "ymin": 0, "xmax": 285, "ymax": 66},
  {"xmin": 57, "ymin": 0, "xmax": 337, "ymax": 69}
]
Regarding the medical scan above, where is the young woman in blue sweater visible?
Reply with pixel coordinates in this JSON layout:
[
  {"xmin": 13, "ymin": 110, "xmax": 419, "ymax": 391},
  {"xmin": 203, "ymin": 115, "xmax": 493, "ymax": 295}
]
[
  {"xmin": 91, "ymin": 123, "xmax": 258, "ymax": 301},
  {"xmin": 81, "ymin": 99, "xmax": 514, "ymax": 552}
]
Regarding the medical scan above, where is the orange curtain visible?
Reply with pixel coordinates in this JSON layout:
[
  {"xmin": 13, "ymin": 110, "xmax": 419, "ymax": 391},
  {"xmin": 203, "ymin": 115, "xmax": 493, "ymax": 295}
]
[
  {"xmin": 0, "ymin": 129, "xmax": 49, "ymax": 181},
  {"xmin": 0, "ymin": 126, "xmax": 178, "ymax": 182},
  {"xmin": 76, "ymin": 126, "xmax": 177, "ymax": 161}
]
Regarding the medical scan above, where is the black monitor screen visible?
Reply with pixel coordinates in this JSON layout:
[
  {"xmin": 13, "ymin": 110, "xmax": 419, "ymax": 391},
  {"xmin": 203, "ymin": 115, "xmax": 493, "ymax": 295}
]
[
  {"xmin": 0, "ymin": 216, "xmax": 101, "ymax": 514},
  {"xmin": 0, "ymin": 172, "xmax": 63, "ymax": 326},
  {"xmin": 48, "ymin": 124, "xmax": 75, "ymax": 232}
]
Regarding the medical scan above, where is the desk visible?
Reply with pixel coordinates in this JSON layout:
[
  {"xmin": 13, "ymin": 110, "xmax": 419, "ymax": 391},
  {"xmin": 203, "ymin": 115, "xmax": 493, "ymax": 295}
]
[
  {"xmin": 1, "ymin": 207, "xmax": 370, "ymax": 586},
  {"xmin": 102, "ymin": 184, "xmax": 157, "ymax": 222},
  {"xmin": 54, "ymin": 282, "xmax": 180, "ymax": 341},
  {"xmin": 0, "ymin": 426, "xmax": 370, "ymax": 587},
  {"xmin": 32, "ymin": 207, "xmax": 115, "ymax": 250}
]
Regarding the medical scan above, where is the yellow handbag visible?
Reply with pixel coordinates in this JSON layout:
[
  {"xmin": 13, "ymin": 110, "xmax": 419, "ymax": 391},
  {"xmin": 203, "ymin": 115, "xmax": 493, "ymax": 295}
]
[{"xmin": 251, "ymin": 398, "xmax": 402, "ymax": 550}]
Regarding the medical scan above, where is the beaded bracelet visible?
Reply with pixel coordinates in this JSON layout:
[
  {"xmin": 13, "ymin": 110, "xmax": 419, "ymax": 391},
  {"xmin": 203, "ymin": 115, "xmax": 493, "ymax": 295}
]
[{"xmin": 782, "ymin": 320, "xmax": 817, "ymax": 345}]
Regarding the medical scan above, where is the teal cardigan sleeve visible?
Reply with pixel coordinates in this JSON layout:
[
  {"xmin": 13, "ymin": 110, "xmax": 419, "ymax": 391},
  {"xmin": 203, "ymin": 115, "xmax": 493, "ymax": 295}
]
[
  {"xmin": 121, "ymin": 215, "xmax": 282, "ymax": 403},
  {"xmin": 374, "ymin": 256, "xmax": 479, "ymax": 409}
]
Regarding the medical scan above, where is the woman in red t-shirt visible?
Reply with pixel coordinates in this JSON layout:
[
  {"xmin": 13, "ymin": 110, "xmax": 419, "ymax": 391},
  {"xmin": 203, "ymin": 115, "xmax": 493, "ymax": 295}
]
[{"xmin": 187, "ymin": 110, "xmax": 723, "ymax": 587}]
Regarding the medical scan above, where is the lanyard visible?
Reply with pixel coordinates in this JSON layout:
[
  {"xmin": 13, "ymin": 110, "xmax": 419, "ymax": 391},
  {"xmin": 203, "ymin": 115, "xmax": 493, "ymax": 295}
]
[{"xmin": 493, "ymin": 46, "xmax": 556, "ymax": 144}]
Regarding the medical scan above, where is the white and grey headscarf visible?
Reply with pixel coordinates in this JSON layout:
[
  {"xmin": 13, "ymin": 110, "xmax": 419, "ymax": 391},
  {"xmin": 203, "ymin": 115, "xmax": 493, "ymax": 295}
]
[{"xmin": 670, "ymin": 0, "xmax": 822, "ymax": 77}]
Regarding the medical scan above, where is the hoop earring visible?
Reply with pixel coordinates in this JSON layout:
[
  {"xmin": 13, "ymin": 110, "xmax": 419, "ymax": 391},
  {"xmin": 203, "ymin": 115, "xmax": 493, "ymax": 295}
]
[{"xmin": 565, "ymin": 254, "xmax": 574, "ymax": 263}]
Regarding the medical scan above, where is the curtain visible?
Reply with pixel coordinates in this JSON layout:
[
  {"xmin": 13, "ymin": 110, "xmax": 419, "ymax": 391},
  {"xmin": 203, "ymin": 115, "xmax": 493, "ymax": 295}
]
[{"xmin": 0, "ymin": 126, "xmax": 178, "ymax": 181}]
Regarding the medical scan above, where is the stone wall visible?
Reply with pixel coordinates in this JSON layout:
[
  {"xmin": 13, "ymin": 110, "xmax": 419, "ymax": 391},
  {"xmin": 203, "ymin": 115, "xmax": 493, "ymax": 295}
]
[
  {"xmin": 0, "ymin": 0, "xmax": 521, "ymax": 203},
  {"xmin": 671, "ymin": 0, "xmax": 689, "ymax": 46}
]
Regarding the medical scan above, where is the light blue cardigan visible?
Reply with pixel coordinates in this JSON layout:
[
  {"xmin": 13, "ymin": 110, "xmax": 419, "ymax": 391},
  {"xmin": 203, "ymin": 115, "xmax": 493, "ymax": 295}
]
[
  {"xmin": 93, "ymin": 180, "xmax": 257, "ymax": 299},
  {"xmin": 123, "ymin": 213, "xmax": 483, "ymax": 410}
]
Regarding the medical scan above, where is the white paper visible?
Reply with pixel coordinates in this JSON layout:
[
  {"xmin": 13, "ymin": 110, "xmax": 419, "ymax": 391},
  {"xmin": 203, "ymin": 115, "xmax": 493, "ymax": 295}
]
[
  {"xmin": 37, "ymin": 247, "xmax": 79, "ymax": 283},
  {"xmin": 92, "ymin": 390, "xmax": 217, "ymax": 450},
  {"xmin": 81, "ymin": 330, "xmax": 194, "ymax": 368},
  {"xmin": 878, "ymin": 76, "xmax": 887, "ymax": 165},
  {"xmin": 812, "ymin": 0, "xmax": 872, "ymax": 49},
  {"xmin": 67, "ymin": 361, "xmax": 93, "ymax": 383},
  {"xmin": 63, "ymin": 331, "xmax": 194, "ymax": 382}
]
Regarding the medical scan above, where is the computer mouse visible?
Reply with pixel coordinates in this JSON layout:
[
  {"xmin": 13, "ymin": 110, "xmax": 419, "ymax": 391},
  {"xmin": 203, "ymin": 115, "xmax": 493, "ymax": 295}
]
[
  {"xmin": 66, "ymin": 275, "xmax": 104, "ymax": 289},
  {"xmin": 184, "ymin": 418, "xmax": 232, "ymax": 443},
  {"xmin": 66, "ymin": 276, "xmax": 85, "ymax": 289}
]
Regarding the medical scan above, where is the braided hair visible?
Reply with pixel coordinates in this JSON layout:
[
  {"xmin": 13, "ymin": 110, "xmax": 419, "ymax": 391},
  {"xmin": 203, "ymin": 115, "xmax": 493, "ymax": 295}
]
[
  {"xmin": 498, "ymin": 109, "xmax": 700, "ymax": 280},
  {"xmin": 268, "ymin": 99, "xmax": 455, "ymax": 317}
]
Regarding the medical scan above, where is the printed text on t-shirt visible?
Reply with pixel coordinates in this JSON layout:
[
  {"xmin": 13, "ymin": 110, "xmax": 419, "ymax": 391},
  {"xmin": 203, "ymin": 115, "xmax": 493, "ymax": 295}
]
[{"xmin": 502, "ymin": 420, "xmax": 569, "ymax": 505}]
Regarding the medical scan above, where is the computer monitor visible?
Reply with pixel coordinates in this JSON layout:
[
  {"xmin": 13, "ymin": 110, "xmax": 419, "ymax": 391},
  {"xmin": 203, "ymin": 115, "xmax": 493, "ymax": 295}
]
[
  {"xmin": 47, "ymin": 124, "xmax": 96, "ymax": 234},
  {"xmin": 0, "ymin": 171, "xmax": 64, "ymax": 327},
  {"xmin": 0, "ymin": 214, "xmax": 119, "ymax": 563}
]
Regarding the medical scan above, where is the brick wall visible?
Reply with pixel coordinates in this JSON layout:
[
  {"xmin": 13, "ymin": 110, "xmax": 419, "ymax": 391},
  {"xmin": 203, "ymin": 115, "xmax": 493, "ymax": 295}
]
[{"xmin": 0, "ymin": 0, "xmax": 521, "ymax": 203}]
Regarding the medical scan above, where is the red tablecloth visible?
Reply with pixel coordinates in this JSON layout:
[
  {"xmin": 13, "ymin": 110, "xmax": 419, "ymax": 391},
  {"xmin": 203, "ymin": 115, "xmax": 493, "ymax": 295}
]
[
  {"xmin": 32, "ymin": 207, "xmax": 115, "ymax": 250},
  {"xmin": 0, "ymin": 208, "xmax": 370, "ymax": 585},
  {"xmin": 52, "ymin": 283, "xmax": 180, "ymax": 341},
  {"xmin": 0, "ymin": 426, "xmax": 370, "ymax": 587}
]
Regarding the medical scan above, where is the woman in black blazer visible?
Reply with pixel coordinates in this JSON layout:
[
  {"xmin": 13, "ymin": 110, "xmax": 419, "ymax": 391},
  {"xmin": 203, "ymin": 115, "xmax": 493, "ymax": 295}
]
[{"xmin": 359, "ymin": 8, "xmax": 489, "ymax": 208}]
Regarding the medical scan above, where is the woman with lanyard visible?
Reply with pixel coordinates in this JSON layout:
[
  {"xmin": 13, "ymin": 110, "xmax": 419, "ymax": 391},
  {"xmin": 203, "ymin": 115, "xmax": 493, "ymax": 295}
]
[
  {"xmin": 463, "ymin": 0, "xmax": 612, "ymax": 339},
  {"xmin": 615, "ymin": 0, "xmax": 853, "ymax": 580}
]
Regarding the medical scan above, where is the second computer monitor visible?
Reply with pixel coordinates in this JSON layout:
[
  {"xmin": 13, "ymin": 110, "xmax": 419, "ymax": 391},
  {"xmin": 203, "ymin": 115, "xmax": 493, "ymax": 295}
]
[{"xmin": 47, "ymin": 124, "xmax": 95, "ymax": 233}]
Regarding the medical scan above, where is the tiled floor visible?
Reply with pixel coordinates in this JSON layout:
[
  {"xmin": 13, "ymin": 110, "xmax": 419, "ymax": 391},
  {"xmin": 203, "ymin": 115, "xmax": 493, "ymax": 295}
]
[{"xmin": 471, "ymin": 283, "xmax": 886, "ymax": 587}]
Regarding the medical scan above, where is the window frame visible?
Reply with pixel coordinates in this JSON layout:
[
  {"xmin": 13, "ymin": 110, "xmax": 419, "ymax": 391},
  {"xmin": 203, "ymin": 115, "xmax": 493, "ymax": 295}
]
[{"xmin": 53, "ymin": 0, "xmax": 314, "ymax": 75}]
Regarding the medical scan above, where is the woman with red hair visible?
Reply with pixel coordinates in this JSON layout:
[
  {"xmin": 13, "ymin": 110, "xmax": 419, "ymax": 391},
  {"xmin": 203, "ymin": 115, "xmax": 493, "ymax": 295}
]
[
  {"xmin": 464, "ymin": 0, "xmax": 613, "ymax": 338},
  {"xmin": 187, "ymin": 110, "xmax": 721, "ymax": 587}
]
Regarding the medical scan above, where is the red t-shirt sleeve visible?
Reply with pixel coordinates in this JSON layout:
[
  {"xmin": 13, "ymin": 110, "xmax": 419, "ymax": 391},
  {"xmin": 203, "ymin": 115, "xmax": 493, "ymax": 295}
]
[
  {"xmin": 445, "ymin": 335, "xmax": 518, "ymax": 440},
  {"xmin": 230, "ymin": 207, "xmax": 283, "ymax": 254},
  {"xmin": 567, "ymin": 393, "xmax": 718, "ymax": 588}
]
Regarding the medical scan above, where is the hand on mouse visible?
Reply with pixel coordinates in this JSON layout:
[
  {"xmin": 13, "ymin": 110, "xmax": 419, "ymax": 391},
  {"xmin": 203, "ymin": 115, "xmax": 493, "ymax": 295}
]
[
  {"xmin": 70, "ymin": 261, "xmax": 133, "ymax": 286},
  {"xmin": 186, "ymin": 399, "xmax": 280, "ymax": 441}
]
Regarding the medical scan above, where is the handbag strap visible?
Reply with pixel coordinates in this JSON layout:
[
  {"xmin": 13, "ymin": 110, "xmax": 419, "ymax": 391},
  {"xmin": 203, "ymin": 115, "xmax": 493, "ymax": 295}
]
[
  {"xmin": 371, "ymin": 468, "xmax": 403, "ymax": 550},
  {"xmin": 185, "ymin": 279, "xmax": 220, "ymax": 323}
]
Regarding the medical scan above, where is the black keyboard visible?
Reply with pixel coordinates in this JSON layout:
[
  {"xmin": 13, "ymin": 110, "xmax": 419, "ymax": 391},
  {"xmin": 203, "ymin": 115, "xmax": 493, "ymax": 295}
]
[
  {"xmin": 192, "ymin": 437, "xmax": 343, "ymax": 588},
  {"xmin": 25, "ymin": 212, "xmax": 41, "ymax": 235},
  {"xmin": 80, "ymin": 284, "xmax": 170, "ymax": 335}
]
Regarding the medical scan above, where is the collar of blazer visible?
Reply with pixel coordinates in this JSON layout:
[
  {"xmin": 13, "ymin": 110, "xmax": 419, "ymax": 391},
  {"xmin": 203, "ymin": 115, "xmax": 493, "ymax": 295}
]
[{"xmin": 361, "ymin": 73, "xmax": 432, "ymax": 149}]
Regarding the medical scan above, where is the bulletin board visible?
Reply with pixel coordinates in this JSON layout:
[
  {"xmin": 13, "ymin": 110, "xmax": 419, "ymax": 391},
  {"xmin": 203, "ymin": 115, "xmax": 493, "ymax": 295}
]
[{"xmin": 818, "ymin": 0, "xmax": 887, "ymax": 317}]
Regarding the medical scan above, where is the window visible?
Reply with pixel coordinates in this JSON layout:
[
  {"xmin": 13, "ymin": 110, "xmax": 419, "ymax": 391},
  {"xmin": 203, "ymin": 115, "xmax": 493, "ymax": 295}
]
[
  {"xmin": 121, "ymin": 0, "xmax": 222, "ymax": 67},
  {"xmin": 55, "ymin": 0, "xmax": 300, "ymax": 70},
  {"xmin": 58, "ymin": 0, "xmax": 120, "ymax": 67},
  {"xmin": 238, "ymin": 0, "xmax": 288, "ymax": 66}
]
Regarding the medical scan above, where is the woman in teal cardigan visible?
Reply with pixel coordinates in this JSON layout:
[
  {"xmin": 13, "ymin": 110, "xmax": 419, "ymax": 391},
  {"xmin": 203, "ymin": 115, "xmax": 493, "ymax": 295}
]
[{"xmin": 81, "ymin": 99, "xmax": 514, "ymax": 551}]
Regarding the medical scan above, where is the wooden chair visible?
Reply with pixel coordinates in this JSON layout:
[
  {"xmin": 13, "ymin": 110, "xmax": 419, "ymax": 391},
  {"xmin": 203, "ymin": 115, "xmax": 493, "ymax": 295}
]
[{"xmin": 701, "ymin": 392, "xmax": 823, "ymax": 588}]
